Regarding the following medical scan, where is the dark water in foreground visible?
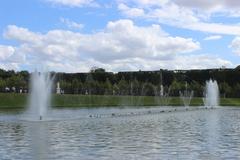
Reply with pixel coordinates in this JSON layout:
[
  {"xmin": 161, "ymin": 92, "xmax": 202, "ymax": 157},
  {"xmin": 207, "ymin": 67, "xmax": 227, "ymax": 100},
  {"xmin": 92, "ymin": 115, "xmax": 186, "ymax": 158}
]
[{"xmin": 0, "ymin": 107, "xmax": 240, "ymax": 159}]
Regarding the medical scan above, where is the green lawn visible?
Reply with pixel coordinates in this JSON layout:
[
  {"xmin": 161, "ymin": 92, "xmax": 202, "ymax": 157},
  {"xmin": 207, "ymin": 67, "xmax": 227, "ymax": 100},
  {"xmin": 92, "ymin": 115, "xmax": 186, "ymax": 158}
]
[
  {"xmin": 0, "ymin": 93, "xmax": 28, "ymax": 108},
  {"xmin": 0, "ymin": 93, "xmax": 240, "ymax": 109}
]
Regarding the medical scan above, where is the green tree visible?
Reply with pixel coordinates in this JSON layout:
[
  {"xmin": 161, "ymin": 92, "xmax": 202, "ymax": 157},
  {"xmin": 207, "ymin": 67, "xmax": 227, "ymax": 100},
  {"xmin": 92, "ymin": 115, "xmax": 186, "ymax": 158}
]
[
  {"xmin": 60, "ymin": 80, "xmax": 72, "ymax": 94},
  {"xmin": 170, "ymin": 80, "xmax": 185, "ymax": 96},
  {"xmin": 141, "ymin": 82, "xmax": 155, "ymax": 96},
  {"xmin": 72, "ymin": 78, "xmax": 82, "ymax": 94},
  {"xmin": 131, "ymin": 78, "xmax": 140, "ymax": 95},
  {"xmin": 219, "ymin": 82, "xmax": 231, "ymax": 98},
  {"xmin": 189, "ymin": 81, "xmax": 202, "ymax": 97},
  {"xmin": 118, "ymin": 77, "xmax": 128, "ymax": 95},
  {"xmin": 0, "ymin": 78, "xmax": 6, "ymax": 92},
  {"xmin": 104, "ymin": 78, "xmax": 113, "ymax": 95}
]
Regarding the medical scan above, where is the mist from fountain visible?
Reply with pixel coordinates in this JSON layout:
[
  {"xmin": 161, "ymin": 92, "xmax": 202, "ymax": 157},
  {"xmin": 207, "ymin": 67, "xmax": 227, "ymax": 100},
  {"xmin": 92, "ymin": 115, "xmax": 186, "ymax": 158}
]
[
  {"xmin": 203, "ymin": 79, "xmax": 219, "ymax": 108},
  {"xmin": 154, "ymin": 85, "xmax": 171, "ymax": 106},
  {"xmin": 28, "ymin": 72, "xmax": 53, "ymax": 120},
  {"xmin": 179, "ymin": 83, "xmax": 194, "ymax": 108}
]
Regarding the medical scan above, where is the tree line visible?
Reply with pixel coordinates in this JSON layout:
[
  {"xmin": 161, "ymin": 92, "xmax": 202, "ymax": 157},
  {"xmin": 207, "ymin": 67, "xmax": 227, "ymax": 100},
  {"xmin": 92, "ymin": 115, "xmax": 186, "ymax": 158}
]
[{"xmin": 0, "ymin": 66, "xmax": 240, "ymax": 97}]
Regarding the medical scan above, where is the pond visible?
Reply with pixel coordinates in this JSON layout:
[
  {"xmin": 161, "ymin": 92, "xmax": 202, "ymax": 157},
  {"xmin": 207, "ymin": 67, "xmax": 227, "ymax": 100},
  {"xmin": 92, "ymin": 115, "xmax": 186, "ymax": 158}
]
[{"xmin": 0, "ymin": 107, "xmax": 240, "ymax": 159}]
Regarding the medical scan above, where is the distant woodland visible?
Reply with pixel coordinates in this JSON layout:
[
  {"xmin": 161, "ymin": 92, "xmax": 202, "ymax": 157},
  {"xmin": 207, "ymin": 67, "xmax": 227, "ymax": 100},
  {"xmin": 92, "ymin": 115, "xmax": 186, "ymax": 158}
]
[{"xmin": 0, "ymin": 66, "xmax": 240, "ymax": 98}]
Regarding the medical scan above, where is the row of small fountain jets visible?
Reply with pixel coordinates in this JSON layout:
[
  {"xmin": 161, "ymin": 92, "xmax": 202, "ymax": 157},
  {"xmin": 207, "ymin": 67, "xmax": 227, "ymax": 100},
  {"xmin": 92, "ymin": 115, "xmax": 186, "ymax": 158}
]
[{"xmin": 28, "ymin": 72, "xmax": 219, "ymax": 120}]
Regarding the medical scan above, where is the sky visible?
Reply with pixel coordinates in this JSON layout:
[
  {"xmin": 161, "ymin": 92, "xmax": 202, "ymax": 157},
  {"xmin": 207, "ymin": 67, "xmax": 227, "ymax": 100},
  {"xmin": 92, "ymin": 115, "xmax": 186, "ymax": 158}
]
[{"xmin": 0, "ymin": 0, "xmax": 240, "ymax": 72}]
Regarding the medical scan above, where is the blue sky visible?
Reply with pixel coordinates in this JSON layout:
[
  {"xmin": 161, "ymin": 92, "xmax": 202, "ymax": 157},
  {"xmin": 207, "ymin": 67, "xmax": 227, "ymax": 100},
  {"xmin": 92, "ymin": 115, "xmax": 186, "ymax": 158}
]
[{"xmin": 0, "ymin": 0, "xmax": 239, "ymax": 72}]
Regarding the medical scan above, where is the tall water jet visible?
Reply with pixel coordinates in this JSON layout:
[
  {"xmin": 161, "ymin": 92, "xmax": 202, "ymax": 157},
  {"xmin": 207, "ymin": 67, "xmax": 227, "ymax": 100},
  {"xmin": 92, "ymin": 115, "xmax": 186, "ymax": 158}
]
[
  {"xmin": 179, "ymin": 83, "xmax": 194, "ymax": 107},
  {"xmin": 203, "ymin": 79, "xmax": 219, "ymax": 108},
  {"xmin": 28, "ymin": 71, "xmax": 53, "ymax": 120}
]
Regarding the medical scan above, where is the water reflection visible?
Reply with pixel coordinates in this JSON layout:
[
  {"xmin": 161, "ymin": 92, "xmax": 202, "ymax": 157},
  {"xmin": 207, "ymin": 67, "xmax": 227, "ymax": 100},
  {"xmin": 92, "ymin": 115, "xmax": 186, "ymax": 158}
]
[
  {"xmin": 28, "ymin": 122, "xmax": 49, "ymax": 160},
  {"xmin": 0, "ymin": 108, "xmax": 240, "ymax": 159}
]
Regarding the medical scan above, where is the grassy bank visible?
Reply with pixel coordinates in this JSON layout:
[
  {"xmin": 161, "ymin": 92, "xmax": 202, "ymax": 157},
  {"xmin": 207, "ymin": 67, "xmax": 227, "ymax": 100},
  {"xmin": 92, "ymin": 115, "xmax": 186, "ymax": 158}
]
[
  {"xmin": 0, "ymin": 93, "xmax": 240, "ymax": 109},
  {"xmin": 0, "ymin": 93, "xmax": 28, "ymax": 109}
]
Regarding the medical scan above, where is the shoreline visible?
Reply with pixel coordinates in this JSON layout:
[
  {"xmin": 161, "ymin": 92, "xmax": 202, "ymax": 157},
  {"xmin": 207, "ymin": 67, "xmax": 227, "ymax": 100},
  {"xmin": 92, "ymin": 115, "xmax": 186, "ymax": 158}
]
[{"xmin": 0, "ymin": 93, "xmax": 239, "ymax": 109}]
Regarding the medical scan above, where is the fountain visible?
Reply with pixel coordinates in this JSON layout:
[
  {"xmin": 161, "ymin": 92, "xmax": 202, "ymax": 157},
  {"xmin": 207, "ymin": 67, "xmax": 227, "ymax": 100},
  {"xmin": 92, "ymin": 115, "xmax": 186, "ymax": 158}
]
[
  {"xmin": 28, "ymin": 71, "xmax": 53, "ymax": 120},
  {"xmin": 154, "ymin": 85, "xmax": 171, "ymax": 106},
  {"xmin": 179, "ymin": 82, "xmax": 194, "ymax": 108},
  {"xmin": 203, "ymin": 79, "xmax": 219, "ymax": 108}
]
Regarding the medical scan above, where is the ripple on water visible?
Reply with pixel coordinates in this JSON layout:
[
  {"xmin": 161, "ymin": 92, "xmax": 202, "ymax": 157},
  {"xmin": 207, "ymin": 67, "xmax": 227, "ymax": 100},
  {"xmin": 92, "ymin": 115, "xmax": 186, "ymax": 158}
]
[{"xmin": 0, "ymin": 107, "xmax": 240, "ymax": 159}]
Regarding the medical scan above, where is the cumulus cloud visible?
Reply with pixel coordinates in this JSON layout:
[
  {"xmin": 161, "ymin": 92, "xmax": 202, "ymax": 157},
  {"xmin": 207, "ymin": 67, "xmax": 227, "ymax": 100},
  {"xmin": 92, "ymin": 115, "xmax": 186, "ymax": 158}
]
[
  {"xmin": 0, "ymin": 45, "xmax": 25, "ymax": 70},
  {"xmin": 173, "ymin": 0, "xmax": 240, "ymax": 17},
  {"xmin": 0, "ymin": 45, "xmax": 14, "ymax": 61},
  {"xmin": 4, "ymin": 25, "xmax": 42, "ymax": 43},
  {"xmin": 118, "ymin": 3, "xmax": 144, "ymax": 17},
  {"xmin": 47, "ymin": 0, "xmax": 99, "ymax": 7},
  {"xmin": 0, "ymin": 63, "xmax": 19, "ymax": 71},
  {"xmin": 123, "ymin": 0, "xmax": 240, "ymax": 12},
  {"xmin": 60, "ymin": 18, "xmax": 84, "ymax": 30},
  {"xmin": 229, "ymin": 37, "xmax": 240, "ymax": 55},
  {"xmin": 102, "ymin": 55, "xmax": 232, "ymax": 71},
  {"xmin": 174, "ymin": 0, "xmax": 240, "ymax": 11},
  {"xmin": 117, "ymin": 1, "xmax": 240, "ymax": 36},
  {"xmin": 0, "ymin": 19, "xmax": 231, "ymax": 72},
  {"xmin": 164, "ymin": 54, "xmax": 232, "ymax": 69}
]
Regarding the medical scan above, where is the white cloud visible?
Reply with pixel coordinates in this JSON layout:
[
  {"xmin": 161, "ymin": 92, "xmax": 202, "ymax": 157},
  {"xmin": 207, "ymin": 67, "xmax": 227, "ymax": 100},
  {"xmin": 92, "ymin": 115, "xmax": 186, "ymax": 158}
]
[
  {"xmin": 60, "ymin": 18, "xmax": 84, "ymax": 30},
  {"xmin": 0, "ymin": 45, "xmax": 25, "ymax": 63},
  {"xmin": 172, "ymin": 0, "xmax": 240, "ymax": 17},
  {"xmin": 4, "ymin": 25, "xmax": 42, "ymax": 43},
  {"xmin": 118, "ymin": 3, "xmax": 144, "ymax": 17},
  {"xmin": 0, "ymin": 45, "xmax": 14, "ymax": 61},
  {"xmin": 0, "ymin": 45, "xmax": 25, "ymax": 70},
  {"xmin": 165, "ymin": 54, "xmax": 232, "ymax": 70},
  {"xmin": 124, "ymin": 0, "xmax": 240, "ymax": 13},
  {"xmin": 174, "ymin": 0, "xmax": 240, "ymax": 11},
  {"xmin": 47, "ymin": 0, "xmax": 99, "ymax": 7},
  {"xmin": 184, "ymin": 22, "xmax": 240, "ymax": 36},
  {"xmin": 118, "ymin": 1, "xmax": 240, "ymax": 36},
  {"xmin": 102, "ymin": 55, "xmax": 232, "ymax": 71},
  {"xmin": 0, "ymin": 63, "xmax": 19, "ymax": 71},
  {"xmin": 20, "ymin": 54, "xmax": 231, "ymax": 72},
  {"xmin": 229, "ymin": 37, "xmax": 240, "ymax": 55},
  {"xmin": 204, "ymin": 35, "xmax": 222, "ymax": 41},
  {"xmin": 1, "ymin": 20, "xmax": 232, "ymax": 72}
]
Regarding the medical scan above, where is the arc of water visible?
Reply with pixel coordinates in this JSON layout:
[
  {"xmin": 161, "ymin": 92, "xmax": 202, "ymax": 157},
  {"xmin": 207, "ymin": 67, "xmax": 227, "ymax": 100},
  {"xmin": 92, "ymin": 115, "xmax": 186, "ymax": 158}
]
[{"xmin": 179, "ymin": 90, "xmax": 194, "ymax": 107}]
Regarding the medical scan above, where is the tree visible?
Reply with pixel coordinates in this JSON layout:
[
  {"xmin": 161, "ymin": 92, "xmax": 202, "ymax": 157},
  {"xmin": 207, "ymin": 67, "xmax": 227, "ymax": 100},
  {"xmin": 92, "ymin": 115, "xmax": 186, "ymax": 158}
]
[
  {"xmin": 131, "ymin": 78, "xmax": 140, "ymax": 96},
  {"xmin": 170, "ymin": 80, "xmax": 185, "ymax": 96},
  {"xmin": 104, "ymin": 78, "xmax": 113, "ymax": 95},
  {"xmin": 219, "ymin": 82, "xmax": 231, "ymax": 98},
  {"xmin": 233, "ymin": 83, "xmax": 240, "ymax": 97},
  {"xmin": 113, "ymin": 84, "xmax": 120, "ymax": 95},
  {"xmin": 189, "ymin": 81, "xmax": 202, "ymax": 97},
  {"xmin": 72, "ymin": 78, "xmax": 81, "ymax": 94},
  {"xmin": 118, "ymin": 77, "xmax": 128, "ymax": 95},
  {"xmin": 0, "ymin": 78, "xmax": 6, "ymax": 92},
  {"xmin": 90, "ymin": 67, "xmax": 105, "ymax": 73},
  {"xmin": 141, "ymin": 82, "xmax": 155, "ymax": 96},
  {"xmin": 59, "ymin": 80, "xmax": 72, "ymax": 94}
]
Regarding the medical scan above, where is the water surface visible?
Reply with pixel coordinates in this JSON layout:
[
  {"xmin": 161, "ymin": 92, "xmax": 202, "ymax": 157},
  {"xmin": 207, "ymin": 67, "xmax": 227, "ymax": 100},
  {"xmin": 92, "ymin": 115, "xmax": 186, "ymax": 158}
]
[{"xmin": 0, "ymin": 107, "xmax": 240, "ymax": 159}]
